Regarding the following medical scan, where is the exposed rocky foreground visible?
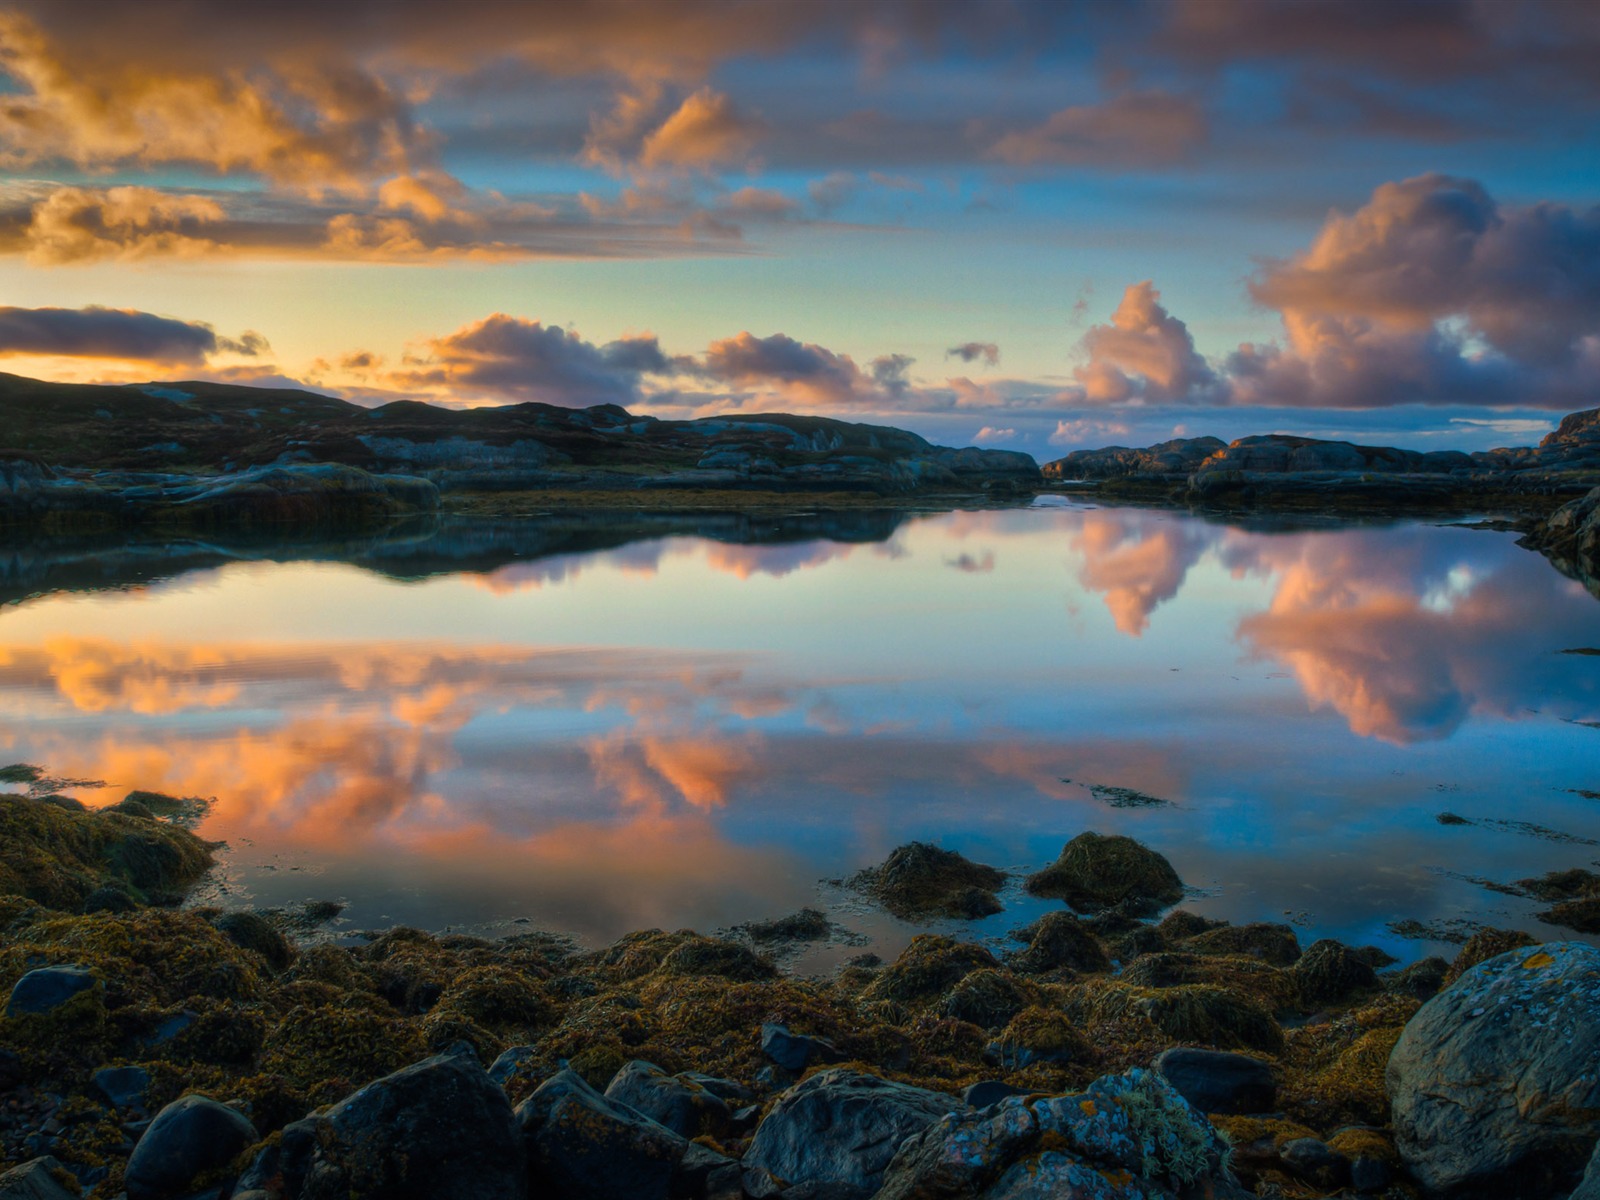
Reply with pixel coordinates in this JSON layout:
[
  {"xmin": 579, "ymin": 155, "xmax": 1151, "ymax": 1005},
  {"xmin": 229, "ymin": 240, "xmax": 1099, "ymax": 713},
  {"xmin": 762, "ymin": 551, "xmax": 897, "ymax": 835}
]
[
  {"xmin": 0, "ymin": 373, "xmax": 1038, "ymax": 533},
  {"xmin": 1042, "ymin": 406, "xmax": 1600, "ymax": 515},
  {"xmin": 3, "ymin": 792, "xmax": 1600, "ymax": 1199}
]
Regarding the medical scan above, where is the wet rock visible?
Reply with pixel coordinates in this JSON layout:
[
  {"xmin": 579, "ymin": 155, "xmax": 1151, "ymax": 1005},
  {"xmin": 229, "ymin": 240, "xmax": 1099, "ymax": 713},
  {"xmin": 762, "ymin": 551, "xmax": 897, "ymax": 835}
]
[
  {"xmin": 1152, "ymin": 1047, "xmax": 1275, "ymax": 1115},
  {"xmin": 0, "ymin": 1157, "xmax": 79, "ymax": 1200},
  {"xmin": 1387, "ymin": 941, "xmax": 1600, "ymax": 1198},
  {"xmin": 1384, "ymin": 956, "xmax": 1449, "ymax": 1001},
  {"xmin": 1292, "ymin": 939, "xmax": 1378, "ymax": 1006},
  {"xmin": 760, "ymin": 1022, "xmax": 843, "ymax": 1073},
  {"xmin": 737, "ymin": 908, "xmax": 832, "ymax": 944},
  {"xmin": 1280, "ymin": 1137, "xmax": 1349, "ymax": 1189},
  {"xmin": 604, "ymin": 1060, "xmax": 731, "ymax": 1138},
  {"xmin": 1571, "ymin": 1140, "xmax": 1600, "ymax": 1200},
  {"xmin": 745, "ymin": 1068, "xmax": 964, "ymax": 1192},
  {"xmin": 279, "ymin": 1049, "xmax": 524, "ymax": 1199},
  {"xmin": 5, "ymin": 967, "xmax": 97, "ymax": 1017},
  {"xmin": 878, "ymin": 1068, "xmax": 1233, "ymax": 1200},
  {"xmin": 486, "ymin": 1044, "xmax": 537, "ymax": 1088},
  {"xmin": 124, "ymin": 1095, "xmax": 258, "ymax": 1200},
  {"xmin": 92, "ymin": 1065, "xmax": 152, "ymax": 1112},
  {"xmin": 1538, "ymin": 895, "xmax": 1600, "ymax": 933},
  {"xmin": 1008, "ymin": 911, "xmax": 1111, "ymax": 975},
  {"xmin": 1023, "ymin": 832, "xmax": 1183, "ymax": 916},
  {"xmin": 851, "ymin": 842, "xmax": 1006, "ymax": 920},
  {"xmin": 962, "ymin": 1081, "xmax": 1031, "ymax": 1109},
  {"xmin": 518, "ymin": 1067, "xmax": 686, "ymax": 1200}
]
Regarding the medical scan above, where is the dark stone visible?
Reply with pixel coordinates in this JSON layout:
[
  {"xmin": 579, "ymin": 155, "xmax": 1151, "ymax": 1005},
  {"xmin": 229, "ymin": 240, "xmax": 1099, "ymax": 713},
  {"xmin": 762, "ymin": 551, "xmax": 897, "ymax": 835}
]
[
  {"xmin": 1570, "ymin": 1139, "xmax": 1600, "ymax": 1200},
  {"xmin": 517, "ymin": 1068, "xmax": 686, "ymax": 1200},
  {"xmin": 745, "ymin": 1068, "xmax": 962, "ymax": 1192},
  {"xmin": 1152, "ymin": 1048, "xmax": 1276, "ymax": 1115},
  {"xmin": 760, "ymin": 1022, "xmax": 842, "ymax": 1073},
  {"xmin": 278, "ymin": 1049, "xmax": 524, "ymax": 1200},
  {"xmin": 486, "ymin": 1044, "xmax": 537, "ymax": 1088},
  {"xmin": 124, "ymin": 1095, "xmax": 258, "ymax": 1200},
  {"xmin": 5, "ymin": 967, "xmax": 97, "ymax": 1017},
  {"xmin": 604, "ymin": 1060, "xmax": 731, "ymax": 1138},
  {"xmin": 680, "ymin": 1072, "xmax": 755, "ymax": 1105},
  {"xmin": 1350, "ymin": 1154, "xmax": 1393, "ymax": 1192},
  {"xmin": 92, "ymin": 1065, "xmax": 152, "ymax": 1111},
  {"xmin": 1280, "ymin": 1138, "xmax": 1350, "ymax": 1189},
  {"xmin": 962, "ymin": 1080, "xmax": 1031, "ymax": 1109},
  {"xmin": 673, "ymin": 1141, "xmax": 734, "ymax": 1198},
  {"xmin": 0, "ymin": 1157, "xmax": 80, "ymax": 1200}
]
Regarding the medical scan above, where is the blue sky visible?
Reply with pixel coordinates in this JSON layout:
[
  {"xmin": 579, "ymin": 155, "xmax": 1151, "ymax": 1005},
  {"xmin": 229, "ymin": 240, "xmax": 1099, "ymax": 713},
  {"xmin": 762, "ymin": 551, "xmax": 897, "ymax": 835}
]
[{"xmin": 0, "ymin": 0, "xmax": 1596, "ymax": 456}]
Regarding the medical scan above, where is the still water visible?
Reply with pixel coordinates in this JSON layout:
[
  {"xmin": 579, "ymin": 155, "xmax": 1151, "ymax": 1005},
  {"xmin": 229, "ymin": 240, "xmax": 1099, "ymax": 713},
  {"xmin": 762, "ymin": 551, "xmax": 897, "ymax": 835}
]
[{"xmin": 1, "ymin": 502, "xmax": 1596, "ymax": 967}]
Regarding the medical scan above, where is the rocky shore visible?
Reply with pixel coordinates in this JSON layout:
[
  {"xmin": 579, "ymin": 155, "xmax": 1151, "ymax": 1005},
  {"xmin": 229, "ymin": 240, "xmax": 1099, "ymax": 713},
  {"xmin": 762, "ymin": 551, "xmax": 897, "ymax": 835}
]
[{"xmin": 3, "ymin": 789, "xmax": 1598, "ymax": 1200}]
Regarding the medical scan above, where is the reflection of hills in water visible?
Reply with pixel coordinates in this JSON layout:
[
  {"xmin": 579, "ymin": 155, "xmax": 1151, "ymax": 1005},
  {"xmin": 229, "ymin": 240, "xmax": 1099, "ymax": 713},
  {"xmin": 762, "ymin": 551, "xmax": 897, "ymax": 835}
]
[{"xmin": 0, "ymin": 509, "xmax": 918, "ymax": 608}]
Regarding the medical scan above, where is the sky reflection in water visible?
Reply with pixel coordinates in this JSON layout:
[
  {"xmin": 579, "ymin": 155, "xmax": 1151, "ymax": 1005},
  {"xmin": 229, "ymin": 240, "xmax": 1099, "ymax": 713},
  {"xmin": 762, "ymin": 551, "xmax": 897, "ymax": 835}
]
[{"xmin": 0, "ymin": 503, "xmax": 1596, "ymax": 966}]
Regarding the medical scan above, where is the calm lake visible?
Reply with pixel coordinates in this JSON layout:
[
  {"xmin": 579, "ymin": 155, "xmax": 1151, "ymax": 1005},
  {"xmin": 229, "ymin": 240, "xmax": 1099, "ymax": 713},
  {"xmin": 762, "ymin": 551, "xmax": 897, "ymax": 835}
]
[{"xmin": 2, "ymin": 501, "xmax": 1597, "ymax": 970}]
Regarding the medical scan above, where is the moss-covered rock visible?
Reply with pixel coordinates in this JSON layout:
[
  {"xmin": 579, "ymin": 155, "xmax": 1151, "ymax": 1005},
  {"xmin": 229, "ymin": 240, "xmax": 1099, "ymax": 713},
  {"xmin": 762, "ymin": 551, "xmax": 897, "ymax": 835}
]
[
  {"xmin": 1083, "ymin": 979, "xmax": 1284, "ymax": 1054},
  {"xmin": 1184, "ymin": 922, "xmax": 1302, "ymax": 966},
  {"xmin": 940, "ymin": 969, "xmax": 1031, "ymax": 1029},
  {"xmin": 1292, "ymin": 939, "xmax": 1379, "ymax": 1007},
  {"xmin": 1119, "ymin": 951, "xmax": 1301, "ymax": 1015},
  {"xmin": 208, "ymin": 910, "xmax": 294, "ymax": 973},
  {"xmin": 852, "ymin": 842, "xmax": 1006, "ymax": 920},
  {"xmin": 862, "ymin": 935, "xmax": 1000, "ymax": 1006},
  {"xmin": 1008, "ymin": 911, "xmax": 1112, "ymax": 976},
  {"xmin": 1024, "ymin": 832, "xmax": 1183, "ymax": 916},
  {"xmin": 1443, "ymin": 927, "xmax": 1537, "ymax": 984}
]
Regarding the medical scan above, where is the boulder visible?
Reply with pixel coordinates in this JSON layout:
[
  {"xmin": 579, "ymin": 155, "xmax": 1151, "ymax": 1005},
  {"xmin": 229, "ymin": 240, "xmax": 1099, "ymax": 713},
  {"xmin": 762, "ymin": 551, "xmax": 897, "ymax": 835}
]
[
  {"xmin": 1152, "ymin": 1047, "xmax": 1276, "ymax": 1115},
  {"xmin": 851, "ymin": 842, "xmax": 1006, "ymax": 920},
  {"xmin": 5, "ymin": 966, "xmax": 97, "ymax": 1017},
  {"xmin": 487, "ymin": 1044, "xmax": 537, "ymax": 1088},
  {"xmin": 1023, "ymin": 832, "xmax": 1183, "ymax": 916},
  {"xmin": 1571, "ymin": 1140, "xmax": 1600, "ymax": 1200},
  {"xmin": 1280, "ymin": 1137, "xmax": 1349, "ymax": 1190},
  {"xmin": 0, "ymin": 1158, "xmax": 78, "ymax": 1200},
  {"xmin": 92, "ymin": 1065, "xmax": 152, "ymax": 1111},
  {"xmin": 1293, "ymin": 939, "xmax": 1379, "ymax": 1006},
  {"xmin": 878, "ymin": 1069, "xmax": 1235, "ymax": 1200},
  {"xmin": 745, "ymin": 1069, "xmax": 963, "ymax": 1192},
  {"xmin": 1387, "ymin": 942, "xmax": 1600, "ymax": 1198},
  {"xmin": 604, "ymin": 1060, "xmax": 732, "ymax": 1138},
  {"xmin": 275, "ymin": 1049, "xmax": 524, "ymax": 1200},
  {"xmin": 1008, "ymin": 911, "xmax": 1111, "ymax": 974},
  {"xmin": 962, "ymin": 1081, "xmax": 1031, "ymax": 1110},
  {"xmin": 518, "ymin": 1068, "xmax": 687, "ymax": 1200},
  {"xmin": 760, "ymin": 1023, "xmax": 842, "ymax": 1073},
  {"xmin": 124, "ymin": 1095, "xmax": 258, "ymax": 1200}
]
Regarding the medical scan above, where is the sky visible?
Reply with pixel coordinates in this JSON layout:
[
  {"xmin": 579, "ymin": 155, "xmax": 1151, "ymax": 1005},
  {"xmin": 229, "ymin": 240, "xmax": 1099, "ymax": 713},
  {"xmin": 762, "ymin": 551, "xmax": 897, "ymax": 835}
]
[{"xmin": 0, "ymin": 0, "xmax": 1597, "ymax": 457}]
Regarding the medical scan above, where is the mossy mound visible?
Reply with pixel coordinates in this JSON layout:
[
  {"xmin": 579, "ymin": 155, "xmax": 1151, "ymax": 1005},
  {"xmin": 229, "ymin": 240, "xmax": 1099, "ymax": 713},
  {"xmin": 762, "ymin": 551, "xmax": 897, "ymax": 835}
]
[
  {"xmin": 940, "ymin": 968, "xmax": 1032, "ymax": 1029},
  {"xmin": 1080, "ymin": 979, "xmax": 1284, "ymax": 1054},
  {"xmin": 657, "ymin": 935, "xmax": 777, "ymax": 981},
  {"xmin": 1183, "ymin": 922, "xmax": 1302, "ymax": 966},
  {"xmin": 1119, "ymin": 952, "xmax": 1301, "ymax": 1015},
  {"xmin": 1537, "ymin": 896, "xmax": 1600, "ymax": 932},
  {"xmin": 1443, "ymin": 927, "xmax": 1537, "ymax": 984},
  {"xmin": 0, "ymin": 794, "xmax": 214, "ymax": 909},
  {"xmin": 995, "ymin": 1005, "xmax": 1092, "ymax": 1066},
  {"xmin": 737, "ymin": 908, "xmax": 831, "ymax": 943},
  {"xmin": 1277, "ymin": 993, "xmax": 1419, "ymax": 1129},
  {"xmin": 852, "ymin": 842, "xmax": 1006, "ymax": 920},
  {"xmin": 1024, "ymin": 831, "xmax": 1183, "ymax": 916},
  {"xmin": 1008, "ymin": 911, "xmax": 1112, "ymax": 976},
  {"xmin": 1156, "ymin": 910, "xmax": 1225, "ymax": 941},
  {"xmin": 207, "ymin": 910, "xmax": 294, "ymax": 973},
  {"xmin": 1292, "ymin": 939, "xmax": 1379, "ymax": 1007},
  {"xmin": 862, "ymin": 935, "xmax": 1001, "ymax": 1006}
]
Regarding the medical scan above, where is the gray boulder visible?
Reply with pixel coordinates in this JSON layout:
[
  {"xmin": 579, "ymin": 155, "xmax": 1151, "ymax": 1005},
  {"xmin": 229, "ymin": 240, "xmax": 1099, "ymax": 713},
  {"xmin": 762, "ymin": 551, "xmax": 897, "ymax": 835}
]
[
  {"xmin": 1387, "ymin": 941, "xmax": 1600, "ymax": 1198},
  {"xmin": 92, "ymin": 1065, "xmax": 152, "ymax": 1112},
  {"xmin": 1152, "ymin": 1047, "xmax": 1275, "ymax": 1115},
  {"xmin": 125, "ymin": 1095, "xmax": 258, "ymax": 1200},
  {"xmin": 5, "ymin": 966, "xmax": 97, "ymax": 1017},
  {"xmin": 745, "ymin": 1068, "xmax": 963, "ymax": 1192},
  {"xmin": 273, "ymin": 1049, "xmax": 523, "ymax": 1199},
  {"xmin": 761, "ymin": 1022, "xmax": 842, "ymax": 1073},
  {"xmin": 604, "ymin": 1060, "xmax": 731, "ymax": 1138},
  {"xmin": 0, "ymin": 1157, "xmax": 79, "ymax": 1200},
  {"xmin": 1571, "ymin": 1140, "xmax": 1600, "ymax": 1200},
  {"xmin": 517, "ymin": 1068, "xmax": 687, "ymax": 1200}
]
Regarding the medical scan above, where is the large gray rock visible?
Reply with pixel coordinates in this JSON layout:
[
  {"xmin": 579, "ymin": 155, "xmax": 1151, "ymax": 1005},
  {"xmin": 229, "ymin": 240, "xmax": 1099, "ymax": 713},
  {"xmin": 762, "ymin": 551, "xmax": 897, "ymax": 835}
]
[
  {"xmin": 878, "ymin": 1069, "xmax": 1237, "ymax": 1200},
  {"xmin": 1387, "ymin": 941, "xmax": 1600, "ymax": 1198},
  {"xmin": 745, "ymin": 1068, "xmax": 963, "ymax": 1192},
  {"xmin": 274, "ymin": 1049, "xmax": 523, "ymax": 1200},
  {"xmin": 0, "ymin": 1157, "xmax": 78, "ymax": 1200},
  {"xmin": 604, "ymin": 1060, "xmax": 731, "ymax": 1138},
  {"xmin": 125, "ymin": 1095, "xmax": 258, "ymax": 1200},
  {"xmin": 517, "ymin": 1067, "xmax": 687, "ymax": 1200}
]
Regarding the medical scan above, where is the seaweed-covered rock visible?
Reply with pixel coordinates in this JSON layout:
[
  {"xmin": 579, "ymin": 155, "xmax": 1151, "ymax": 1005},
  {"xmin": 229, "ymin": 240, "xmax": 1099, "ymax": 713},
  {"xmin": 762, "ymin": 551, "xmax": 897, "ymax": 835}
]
[
  {"xmin": 942, "ymin": 969, "xmax": 1030, "ymax": 1029},
  {"xmin": 518, "ymin": 1067, "xmax": 686, "ymax": 1200},
  {"xmin": 1387, "ymin": 942, "xmax": 1600, "ymax": 1198},
  {"xmin": 1024, "ymin": 833, "xmax": 1183, "ymax": 916},
  {"xmin": 1292, "ymin": 939, "xmax": 1378, "ymax": 1006},
  {"xmin": 1087, "ymin": 980, "xmax": 1284, "ymax": 1054},
  {"xmin": 0, "ymin": 1158, "xmax": 78, "ymax": 1200},
  {"xmin": 125, "ymin": 1095, "xmax": 258, "ymax": 1200},
  {"xmin": 1443, "ymin": 927, "xmax": 1537, "ymax": 985},
  {"xmin": 1185, "ymin": 922, "xmax": 1302, "ymax": 966},
  {"xmin": 1008, "ymin": 912, "xmax": 1111, "ymax": 975},
  {"xmin": 988, "ymin": 1006, "xmax": 1090, "ymax": 1070},
  {"xmin": 604, "ymin": 1060, "xmax": 731, "ymax": 1138},
  {"xmin": 863, "ymin": 935, "xmax": 1000, "ymax": 1005},
  {"xmin": 656, "ymin": 935, "xmax": 777, "ymax": 981},
  {"xmin": 1153, "ymin": 1047, "xmax": 1275, "ymax": 1115},
  {"xmin": 277, "ymin": 1049, "xmax": 524, "ymax": 1200},
  {"xmin": 4, "ymin": 965, "xmax": 96, "ymax": 1017},
  {"xmin": 745, "ymin": 1069, "xmax": 963, "ymax": 1192},
  {"xmin": 853, "ymin": 843, "xmax": 1006, "ymax": 920},
  {"xmin": 1384, "ymin": 956, "xmax": 1449, "ymax": 1001},
  {"xmin": 878, "ymin": 1069, "xmax": 1235, "ymax": 1200},
  {"xmin": 209, "ymin": 911, "xmax": 293, "ymax": 973}
]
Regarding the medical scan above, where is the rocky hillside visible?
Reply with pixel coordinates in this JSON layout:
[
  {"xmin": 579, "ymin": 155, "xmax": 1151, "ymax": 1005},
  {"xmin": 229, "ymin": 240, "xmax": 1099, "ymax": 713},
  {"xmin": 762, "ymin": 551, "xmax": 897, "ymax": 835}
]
[{"xmin": 1043, "ymin": 408, "xmax": 1600, "ymax": 512}]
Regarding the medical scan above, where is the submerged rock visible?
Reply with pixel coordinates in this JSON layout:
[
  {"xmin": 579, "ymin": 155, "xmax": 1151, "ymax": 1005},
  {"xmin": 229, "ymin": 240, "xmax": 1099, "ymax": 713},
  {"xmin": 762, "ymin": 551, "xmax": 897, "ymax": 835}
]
[
  {"xmin": 852, "ymin": 842, "xmax": 1006, "ymax": 921},
  {"xmin": 1387, "ymin": 941, "xmax": 1600, "ymax": 1198},
  {"xmin": 745, "ymin": 1068, "xmax": 963, "ymax": 1192},
  {"xmin": 1024, "ymin": 832, "xmax": 1184, "ymax": 916}
]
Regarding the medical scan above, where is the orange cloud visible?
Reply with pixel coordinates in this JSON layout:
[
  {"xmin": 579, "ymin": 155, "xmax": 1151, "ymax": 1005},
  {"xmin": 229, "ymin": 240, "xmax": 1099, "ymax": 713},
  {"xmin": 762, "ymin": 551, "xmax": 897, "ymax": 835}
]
[
  {"xmin": 1071, "ymin": 511, "xmax": 1212, "ymax": 635},
  {"xmin": 640, "ymin": 88, "xmax": 762, "ymax": 171},
  {"xmin": 991, "ymin": 91, "xmax": 1206, "ymax": 168}
]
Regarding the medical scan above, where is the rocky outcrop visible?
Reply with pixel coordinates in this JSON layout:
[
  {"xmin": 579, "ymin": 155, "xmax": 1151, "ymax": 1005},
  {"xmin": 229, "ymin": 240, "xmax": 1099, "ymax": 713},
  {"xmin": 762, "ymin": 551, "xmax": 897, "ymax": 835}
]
[
  {"xmin": 850, "ymin": 841, "xmax": 1007, "ymax": 920},
  {"xmin": 1024, "ymin": 831, "xmax": 1184, "ymax": 916},
  {"xmin": 1386, "ymin": 941, "xmax": 1600, "ymax": 1198},
  {"xmin": 744, "ymin": 1068, "xmax": 962, "ymax": 1192},
  {"xmin": 518, "ymin": 1068, "xmax": 686, "ymax": 1200},
  {"xmin": 1520, "ymin": 484, "xmax": 1600, "ymax": 595},
  {"xmin": 1042, "ymin": 436, "xmax": 1226, "ymax": 481}
]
